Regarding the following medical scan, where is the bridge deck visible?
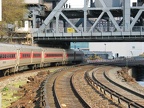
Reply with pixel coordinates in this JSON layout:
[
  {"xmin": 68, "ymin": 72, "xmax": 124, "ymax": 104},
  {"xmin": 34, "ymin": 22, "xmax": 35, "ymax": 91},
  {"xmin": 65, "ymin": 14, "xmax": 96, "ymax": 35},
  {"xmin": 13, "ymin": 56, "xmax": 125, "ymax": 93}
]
[{"xmin": 33, "ymin": 30, "xmax": 144, "ymax": 42}]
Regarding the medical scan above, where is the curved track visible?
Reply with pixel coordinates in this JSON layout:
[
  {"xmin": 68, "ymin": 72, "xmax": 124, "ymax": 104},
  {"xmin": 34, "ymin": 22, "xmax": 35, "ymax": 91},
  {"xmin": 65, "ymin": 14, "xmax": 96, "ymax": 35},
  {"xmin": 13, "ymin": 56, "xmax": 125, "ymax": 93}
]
[
  {"xmin": 41, "ymin": 65, "xmax": 144, "ymax": 108},
  {"xmin": 86, "ymin": 66, "xmax": 144, "ymax": 108},
  {"xmin": 43, "ymin": 65, "xmax": 93, "ymax": 108},
  {"xmin": 54, "ymin": 67, "xmax": 85, "ymax": 107},
  {"xmin": 72, "ymin": 66, "xmax": 119, "ymax": 107}
]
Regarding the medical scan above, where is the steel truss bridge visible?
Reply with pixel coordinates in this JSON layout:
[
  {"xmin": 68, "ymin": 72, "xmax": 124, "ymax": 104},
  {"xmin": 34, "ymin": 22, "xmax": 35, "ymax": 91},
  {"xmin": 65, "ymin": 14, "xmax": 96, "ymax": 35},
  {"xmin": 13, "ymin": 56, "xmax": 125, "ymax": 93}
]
[{"xmin": 30, "ymin": 0, "xmax": 144, "ymax": 47}]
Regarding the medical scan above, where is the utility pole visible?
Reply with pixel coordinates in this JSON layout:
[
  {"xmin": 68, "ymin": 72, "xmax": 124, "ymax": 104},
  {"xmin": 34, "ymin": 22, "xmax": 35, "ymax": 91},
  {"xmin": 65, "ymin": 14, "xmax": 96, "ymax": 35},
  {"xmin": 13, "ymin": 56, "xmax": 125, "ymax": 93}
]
[{"xmin": 0, "ymin": 0, "xmax": 2, "ymax": 21}]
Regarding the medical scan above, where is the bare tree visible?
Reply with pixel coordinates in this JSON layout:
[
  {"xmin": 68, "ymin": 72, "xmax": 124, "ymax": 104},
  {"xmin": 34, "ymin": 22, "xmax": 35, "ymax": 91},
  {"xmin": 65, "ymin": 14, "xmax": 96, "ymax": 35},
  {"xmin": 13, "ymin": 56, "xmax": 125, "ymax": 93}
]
[{"xmin": 0, "ymin": 0, "xmax": 26, "ymax": 40}]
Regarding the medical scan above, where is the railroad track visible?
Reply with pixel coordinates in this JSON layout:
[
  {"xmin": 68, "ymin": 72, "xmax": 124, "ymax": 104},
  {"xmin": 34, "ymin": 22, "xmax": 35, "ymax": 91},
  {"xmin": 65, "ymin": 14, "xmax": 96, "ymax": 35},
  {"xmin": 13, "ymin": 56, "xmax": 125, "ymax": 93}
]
[
  {"xmin": 40, "ymin": 65, "xmax": 144, "ymax": 108},
  {"xmin": 72, "ymin": 66, "xmax": 119, "ymax": 107},
  {"xmin": 54, "ymin": 67, "xmax": 85, "ymax": 108},
  {"xmin": 41, "ymin": 65, "xmax": 118, "ymax": 107},
  {"xmin": 86, "ymin": 66, "xmax": 144, "ymax": 108},
  {"xmin": 42, "ymin": 65, "xmax": 93, "ymax": 108}
]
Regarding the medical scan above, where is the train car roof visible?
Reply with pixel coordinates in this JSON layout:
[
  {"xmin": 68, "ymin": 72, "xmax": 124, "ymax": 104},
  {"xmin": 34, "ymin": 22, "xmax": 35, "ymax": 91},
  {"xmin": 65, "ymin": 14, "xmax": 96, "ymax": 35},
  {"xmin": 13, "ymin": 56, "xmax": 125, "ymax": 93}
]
[
  {"xmin": 0, "ymin": 43, "xmax": 16, "ymax": 47},
  {"xmin": 43, "ymin": 47, "xmax": 65, "ymax": 50},
  {"xmin": 0, "ymin": 43, "xmax": 42, "ymax": 49}
]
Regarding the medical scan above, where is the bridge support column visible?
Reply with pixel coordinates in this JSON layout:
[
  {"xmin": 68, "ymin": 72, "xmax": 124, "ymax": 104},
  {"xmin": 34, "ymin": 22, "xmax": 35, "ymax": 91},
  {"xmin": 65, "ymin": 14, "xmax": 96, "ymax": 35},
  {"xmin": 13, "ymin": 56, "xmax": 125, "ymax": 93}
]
[
  {"xmin": 123, "ymin": 0, "xmax": 130, "ymax": 32},
  {"xmin": 84, "ymin": 0, "xmax": 89, "ymax": 32},
  {"xmin": 32, "ymin": 10, "xmax": 36, "ymax": 28},
  {"xmin": 56, "ymin": 14, "xmax": 60, "ymax": 33}
]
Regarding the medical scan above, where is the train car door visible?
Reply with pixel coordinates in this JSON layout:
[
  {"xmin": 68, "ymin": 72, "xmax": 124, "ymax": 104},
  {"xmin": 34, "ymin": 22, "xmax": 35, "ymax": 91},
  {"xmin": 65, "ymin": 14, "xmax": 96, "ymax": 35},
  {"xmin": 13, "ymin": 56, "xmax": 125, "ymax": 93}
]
[
  {"xmin": 74, "ymin": 51, "xmax": 76, "ymax": 61},
  {"xmin": 41, "ymin": 49, "xmax": 44, "ymax": 65},
  {"xmin": 15, "ymin": 48, "xmax": 20, "ymax": 72},
  {"xmin": 31, "ymin": 49, "xmax": 33, "ymax": 63},
  {"xmin": 63, "ymin": 49, "xmax": 66, "ymax": 62}
]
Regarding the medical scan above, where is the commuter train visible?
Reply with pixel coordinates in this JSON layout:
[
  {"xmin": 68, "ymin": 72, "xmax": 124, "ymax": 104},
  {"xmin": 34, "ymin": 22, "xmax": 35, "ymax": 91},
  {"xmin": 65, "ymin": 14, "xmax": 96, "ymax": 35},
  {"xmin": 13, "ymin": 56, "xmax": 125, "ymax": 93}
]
[{"xmin": 0, "ymin": 43, "xmax": 84, "ymax": 76}]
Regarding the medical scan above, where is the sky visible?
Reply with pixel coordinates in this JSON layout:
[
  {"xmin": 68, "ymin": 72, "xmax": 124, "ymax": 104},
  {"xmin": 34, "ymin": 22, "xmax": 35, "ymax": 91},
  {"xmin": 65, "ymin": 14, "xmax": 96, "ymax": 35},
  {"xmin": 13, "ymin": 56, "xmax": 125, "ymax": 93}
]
[
  {"xmin": 67, "ymin": 0, "xmax": 143, "ymax": 57},
  {"xmin": 89, "ymin": 42, "xmax": 144, "ymax": 57},
  {"xmin": 67, "ymin": 0, "xmax": 84, "ymax": 8},
  {"xmin": 66, "ymin": 0, "xmax": 137, "ymax": 8}
]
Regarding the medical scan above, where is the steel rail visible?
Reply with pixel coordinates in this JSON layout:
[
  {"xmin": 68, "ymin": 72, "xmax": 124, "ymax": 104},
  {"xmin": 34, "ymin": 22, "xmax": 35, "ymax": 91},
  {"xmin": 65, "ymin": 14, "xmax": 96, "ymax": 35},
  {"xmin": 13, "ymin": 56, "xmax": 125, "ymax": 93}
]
[{"xmin": 85, "ymin": 69, "xmax": 144, "ymax": 108}]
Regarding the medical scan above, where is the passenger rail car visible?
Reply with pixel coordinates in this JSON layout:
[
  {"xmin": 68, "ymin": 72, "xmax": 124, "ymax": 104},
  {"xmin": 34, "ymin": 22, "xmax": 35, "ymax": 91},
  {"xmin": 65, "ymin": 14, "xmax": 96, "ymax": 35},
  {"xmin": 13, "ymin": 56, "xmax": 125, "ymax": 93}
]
[{"xmin": 0, "ymin": 43, "xmax": 84, "ymax": 75}]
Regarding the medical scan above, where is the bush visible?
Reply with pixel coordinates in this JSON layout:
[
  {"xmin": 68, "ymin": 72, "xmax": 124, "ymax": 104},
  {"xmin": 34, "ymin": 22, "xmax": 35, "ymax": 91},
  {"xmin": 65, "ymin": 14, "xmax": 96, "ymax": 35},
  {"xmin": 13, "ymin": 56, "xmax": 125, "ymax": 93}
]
[{"xmin": 2, "ymin": 86, "xmax": 9, "ymax": 92}]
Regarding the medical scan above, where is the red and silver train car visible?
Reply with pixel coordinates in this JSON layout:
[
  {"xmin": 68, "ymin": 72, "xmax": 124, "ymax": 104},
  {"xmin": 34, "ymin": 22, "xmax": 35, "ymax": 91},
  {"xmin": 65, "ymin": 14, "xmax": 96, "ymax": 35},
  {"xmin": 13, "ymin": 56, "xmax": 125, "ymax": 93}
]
[
  {"xmin": 65, "ymin": 49, "xmax": 84, "ymax": 63},
  {"xmin": 0, "ymin": 43, "xmax": 18, "ymax": 73},
  {"xmin": 0, "ymin": 43, "xmax": 84, "ymax": 75},
  {"xmin": 42, "ymin": 48, "xmax": 66, "ymax": 67}
]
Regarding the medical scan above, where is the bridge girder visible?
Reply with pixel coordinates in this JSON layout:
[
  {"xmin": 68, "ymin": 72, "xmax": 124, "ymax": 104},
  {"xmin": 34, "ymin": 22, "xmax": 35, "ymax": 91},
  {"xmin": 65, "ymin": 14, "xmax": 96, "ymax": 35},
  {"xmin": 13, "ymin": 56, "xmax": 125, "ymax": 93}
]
[
  {"xmin": 31, "ymin": 0, "xmax": 144, "ymax": 44},
  {"xmin": 38, "ymin": 0, "xmax": 130, "ymax": 33}
]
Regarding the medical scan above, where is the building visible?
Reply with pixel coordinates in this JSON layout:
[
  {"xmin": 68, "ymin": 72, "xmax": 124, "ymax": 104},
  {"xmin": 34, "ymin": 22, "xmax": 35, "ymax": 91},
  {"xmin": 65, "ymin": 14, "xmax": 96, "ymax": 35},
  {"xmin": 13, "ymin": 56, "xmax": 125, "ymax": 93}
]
[
  {"xmin": 70, "ymin": 42, "xmax": 89, "ymax": 50},
  {"xmin": 82, "ymin": 50, "xmax": 113, "ymax": 59}
]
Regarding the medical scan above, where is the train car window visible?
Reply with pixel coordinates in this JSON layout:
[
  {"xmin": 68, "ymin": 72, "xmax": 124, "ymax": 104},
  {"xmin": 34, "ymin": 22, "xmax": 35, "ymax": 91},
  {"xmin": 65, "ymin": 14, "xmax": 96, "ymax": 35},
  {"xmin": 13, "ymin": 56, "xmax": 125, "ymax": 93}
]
[
  {"xmin": 45, "ymin": 53, "xmax": 62, "ymax": 57},
  {"xmin": 21, "ymin": 53, "xmax": 31, "ymax": 58},
  {"xmin": 11, "ymin": 54, "xmax": 15, "ymax": 58},
  {"xmin": 67, "ymin": 54, "xmax": 74, "ymax": 57},
  {"xmin": 4, "ymin": 54, "xmax": 6, "ymax": 58},
  {"xmin": 9, "ymin": 54, "xmax": 11, "ymax": 58},
  {"xmin": 0, "ymin": 53, "xmax": 16, "ymax": 59},
  {"xmin": 33, "ymin": 54, "xmax": 41, "ymax": 57},
  {"xmin": 6, "ymin": 54, "xmax": 9, "ymax": 58},
  {"xmin": 76, "ymin": 54, "xmax": 81, "ymax": 56},
  {"xmin": 0, "ymin": 54, "xmax": 2, "ymax": 58},
  {"xmin": 28, "ymin": 54, "xmax": 30, "ymax": 57},
  {"xmin": 1, "ymin": 54, "xmax": 3, "ymax": 58}
]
